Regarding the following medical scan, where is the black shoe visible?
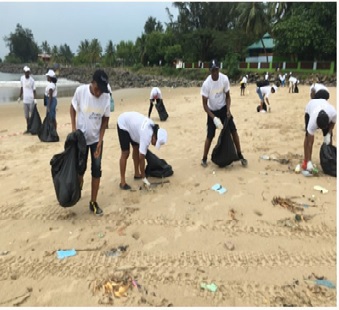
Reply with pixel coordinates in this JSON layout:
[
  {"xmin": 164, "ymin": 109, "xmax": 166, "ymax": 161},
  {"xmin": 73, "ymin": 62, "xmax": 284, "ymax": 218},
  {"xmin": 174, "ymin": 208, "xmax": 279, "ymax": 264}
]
[{"xmin": 89, "ymin": 201, "xmax": 103, "ymax": 216}]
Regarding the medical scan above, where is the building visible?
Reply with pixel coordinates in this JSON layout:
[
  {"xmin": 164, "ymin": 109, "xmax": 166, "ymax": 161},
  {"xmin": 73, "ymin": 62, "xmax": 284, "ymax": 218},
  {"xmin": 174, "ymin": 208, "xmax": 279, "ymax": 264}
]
[{"xmin": 246, "ymin": 33, "xmax": 275, "ymax": 63}]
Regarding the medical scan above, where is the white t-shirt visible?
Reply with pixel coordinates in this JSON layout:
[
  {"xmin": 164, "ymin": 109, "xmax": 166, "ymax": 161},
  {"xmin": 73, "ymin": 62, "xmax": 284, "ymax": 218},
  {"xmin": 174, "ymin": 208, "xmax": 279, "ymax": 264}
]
[
  {"xmin": 310, "ymin": 83, "xmax": 329, "ymax": 95},
  {"xmin": 150, "ymin": 87, "xmax": 162, "ymax": 100},
  {"xmin": 117, "ymin": 111, "xmax": 154, "ymax": 155},
  {"xmin": 240, "ymin": 76, "xmax": 247, "ymax": 84},
  {"xmin": 20, "ymin": 75, "xmax": 36, "ymax": 104},
  {"xmin": 289, "ymin": 76, "xmax": 297, "ymax": 84},
  {"xmin": 305, "ymin": 99, "xmax": 337, "ymax": 135},
  {"xmin": 71, "ymin": 84, "xmax": 110, "ymax": 145},
  {"xmin": 260, "ymin": 86, "xmax": 272, "ymax": 98},
  {"xmin": 201, "ymin": 73, "xmax": 230, "ymax": 111},
  {"xmin": 45, "ymin": 82, "xmax": 57, "ymax": 97}
]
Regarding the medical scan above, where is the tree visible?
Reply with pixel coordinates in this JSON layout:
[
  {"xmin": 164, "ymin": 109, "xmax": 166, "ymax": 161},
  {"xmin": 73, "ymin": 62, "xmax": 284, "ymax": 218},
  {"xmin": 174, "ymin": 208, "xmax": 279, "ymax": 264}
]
[
  {"xmin": 144, "ymin": 17, "xmax": 164, "ymax": 34},
  {"xmin": 116, "ymin": 41, "xmax": 137, "ymax": 66},
  {"xmin": 59, "ymin": 44, "xmax": 73, "ymax": 65},
  {"xmin": 3, "ymin": 23, "xmax": 39, "ymax": 62},
  {"xmin": 235, "ymin": 2, "xmax": 270, "ymax": 63},
  {"xmin": 89, "ymin": 39, "xmax": 102, "ymax": 65},
  {"xmin": 41, "ymin": 41, "xmax": 51, "ymax": 54},
  {"xmin": 104, "ymin": 40, "xmax": 115, "ymax": 67}
]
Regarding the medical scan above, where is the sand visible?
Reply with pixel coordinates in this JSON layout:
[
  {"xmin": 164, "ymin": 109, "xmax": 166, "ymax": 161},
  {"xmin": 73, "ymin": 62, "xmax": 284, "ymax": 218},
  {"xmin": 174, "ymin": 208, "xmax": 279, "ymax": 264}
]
[{"xmin": 0, "ymin": 83, "xmax": 336, "ymax": 307}]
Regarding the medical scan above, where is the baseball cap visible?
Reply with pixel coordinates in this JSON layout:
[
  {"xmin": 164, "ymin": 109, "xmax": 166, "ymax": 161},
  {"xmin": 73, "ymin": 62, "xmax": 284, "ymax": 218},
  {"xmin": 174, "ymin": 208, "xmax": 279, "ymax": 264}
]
[
  {"xmin": 93, "ymin": 69, "xmax": 109, "ymax": 93},
  {"xmin": 45, "ymin": 69, "xmax": 56, "ymax": 77},
  {"xmin": 155, "ymin": 128, "xmax": 168, "ymax": 150},
  {"xmin": 23, "ymin": 66, "xmax": 30, "ymax": 72},
  {"xmin": 210, "ymin": 59, "xmax": 220, "ymax": 69}
]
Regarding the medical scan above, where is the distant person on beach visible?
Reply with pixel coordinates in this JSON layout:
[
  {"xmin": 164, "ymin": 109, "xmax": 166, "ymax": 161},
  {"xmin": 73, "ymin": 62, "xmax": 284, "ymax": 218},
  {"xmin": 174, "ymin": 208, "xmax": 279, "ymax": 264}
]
[
  {"xmin": 200, "ymin": 59, "xmax": 247, "ymax": 167},
  {"xmin": 70, "ymin": 69, "xmax": 110, "ymax": 216},
  {"xmin": 310, "ymin": 82, "xmax": 330, "ymax": 100},
  {"xmin": 265, "ymin": 72, "xmax": 269, "ymax": 81},
  {"xmin": 148, "ymin": 87, "xmax": 162, "ymax": 118},
  {"xmin": 288, "ymin": 74, "xmax": 297, "ymax": 93},
  {"xmin": 256, "ymin": 84, "xmax": 278, "ymax": 112},
  {"xmin": 302, "ymin": 98, "xmax": 336, "ymax": 171},
  {"xmin": 44, "ymin": 69, "xmax": 58, "ymax": 129},
  {"xmin": 240, "ymin": 75, "xmax": 248, "ymax": 96},
  {"xmin": 279, "ymin": 73, "xmax": 287, "ymax": 87},
  {"xmin": 117, "ymin": 111, "xmax": 167, "ymax": 190},
  {"xmin": 18, "ymin": 66, "xmax": 37, "ymax": 133}
]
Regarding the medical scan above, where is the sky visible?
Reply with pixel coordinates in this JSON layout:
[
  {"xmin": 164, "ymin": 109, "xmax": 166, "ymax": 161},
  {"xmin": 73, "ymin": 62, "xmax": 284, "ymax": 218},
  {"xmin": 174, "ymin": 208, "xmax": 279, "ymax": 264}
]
[{"xmin": 0, "ymin": 1, "xmax": 178, "ymax": 60}]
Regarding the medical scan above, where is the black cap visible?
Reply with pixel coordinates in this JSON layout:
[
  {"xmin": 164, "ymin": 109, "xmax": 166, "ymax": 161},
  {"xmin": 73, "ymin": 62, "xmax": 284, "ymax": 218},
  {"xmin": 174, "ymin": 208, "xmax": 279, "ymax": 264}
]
[
  {"xmin": 210, "ymin": 59, "xmax": 220, "ymax": 69},
  {"xmin": 93, "ymin": 69, "xmax": 109, "ymax": 93}
]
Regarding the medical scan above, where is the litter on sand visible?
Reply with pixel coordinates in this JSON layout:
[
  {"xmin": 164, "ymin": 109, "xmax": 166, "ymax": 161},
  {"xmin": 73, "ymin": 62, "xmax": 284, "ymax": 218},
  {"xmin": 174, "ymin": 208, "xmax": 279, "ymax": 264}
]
[
  {"xmin": 305, "ymin": 279, "xmax": 336, "ymax": 289},
  {"xmin": 313, "ymin": 185, "xmax": 328, "ymax": 194},
  {"xmin": 200, "ymin": 282, "xmax": 218, "ymax": 292},
  {"xmin": 211, "ymin": 183, "xmax": 227, "ymax": 194},
  {"xmin": 56, "ymin": 249, "xmax": 77, "ymax": 259}
]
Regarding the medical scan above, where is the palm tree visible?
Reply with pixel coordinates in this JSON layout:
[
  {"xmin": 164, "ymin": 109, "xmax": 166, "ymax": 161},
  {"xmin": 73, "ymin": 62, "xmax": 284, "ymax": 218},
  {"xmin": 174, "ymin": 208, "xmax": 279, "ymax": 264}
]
[
  {"xmin": 235, "ymin": 2, "xmax": 270, "ymax": 63},
  {"xmin": 104, "ymin": 40, "xmax": 115, "ymax": 67},
  {"xmin": 89, "ymin": 39, "xmax": 102, "ymax": 66}
]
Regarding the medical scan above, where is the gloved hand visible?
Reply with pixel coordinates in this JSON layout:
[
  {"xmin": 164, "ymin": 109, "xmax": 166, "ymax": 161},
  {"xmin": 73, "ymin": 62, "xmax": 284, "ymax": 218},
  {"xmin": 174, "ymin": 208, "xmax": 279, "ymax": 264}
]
[
  {"xmin": 213, "ymin": 117, "xmax": 223, "ymax": 129},
  {"xmin": 323, "ymin": 133, "xmax": 331, "ymax": 145},
  {"xmin": 306, "ymin": 161, "xmax": 314, "ymax": 172},
  {"xmin": 17, "ymin": 97, "xmax": 21, "ymax": 103},
  {"xmin": 34, "ymin": 99, "xmax": 37, "ymax": 104},
  {"xmin": 142, "ymin": 177, "xmax": 151, "ymax": 187}
]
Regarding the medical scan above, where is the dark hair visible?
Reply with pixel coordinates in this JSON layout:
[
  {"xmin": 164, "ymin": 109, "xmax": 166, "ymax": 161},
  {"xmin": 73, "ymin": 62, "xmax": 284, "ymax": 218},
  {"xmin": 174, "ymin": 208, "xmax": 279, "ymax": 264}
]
[
  {"xmin": 316, "ymin": 110, "xmax": 329, "ymax": 129},
  {"xmin": 314, "ymin": 90, "xmax": 330, "ymax": 100},
  {"xmin": 51, "ymin": 76, "xmax": 57, "ymax": 84}
]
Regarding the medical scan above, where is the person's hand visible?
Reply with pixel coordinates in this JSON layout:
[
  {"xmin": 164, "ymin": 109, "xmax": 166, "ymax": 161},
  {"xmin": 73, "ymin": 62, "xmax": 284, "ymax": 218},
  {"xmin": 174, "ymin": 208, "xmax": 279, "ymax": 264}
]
[
  {"xmin": 323, "ymin": 133, "xmax": 331, "ymax": 145},
  {"xmin": 226, "ymin": 110, "xmax": 231, "ymax": 118},
  {"xmin": 142, "ymin": 177, "xmax": 151, "ymax": 187},
  {"xmin": 17, "ymin": 97, "xmax": 21, "ymax": 103},
  {"xmin": 306, "ymin": 161, "xmax": 314, "ymax": 172},
  {"xmin": 213, "ymin": 117, "xmax": 223, "ymax": 129},
  {"xmin": 34, "ymin": 99, "xmax": 37, "ymax": 104}
]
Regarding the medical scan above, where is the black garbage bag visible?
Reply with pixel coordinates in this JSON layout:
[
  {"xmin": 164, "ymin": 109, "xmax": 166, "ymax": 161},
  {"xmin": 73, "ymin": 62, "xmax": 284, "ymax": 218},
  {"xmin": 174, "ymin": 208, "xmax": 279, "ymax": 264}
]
[
  {"xmin": 155, "ymin": 99, "xmax": 169, "ymax": 121},
  {"xmin": 38, "ymin": 113, "xmax": 59, "ymax": 142},
  {"xmin": 145, "ymin": 150, "xmax": 173, "ymax": 178},
  {"xmin": 211, "ymin": 117, "xmax": 239, "ymax": 167},
  {"xmin": 319, "ymin": 143, "xmax": 336, "ymax": 177},
  {"xmin": 28, "ymin": 104, "xmax": 42, "ymax": 135},
  {"xmin": 50, "ymin": 130, "xmax": 87, "ymax": 207}
]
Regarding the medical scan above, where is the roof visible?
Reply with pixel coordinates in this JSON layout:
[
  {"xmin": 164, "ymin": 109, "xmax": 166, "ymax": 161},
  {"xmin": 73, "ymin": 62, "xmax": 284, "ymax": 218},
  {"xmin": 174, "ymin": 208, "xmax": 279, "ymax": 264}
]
[{"xmin": 248, "ymin": 33, "xmax": 275, "ymax": 50}]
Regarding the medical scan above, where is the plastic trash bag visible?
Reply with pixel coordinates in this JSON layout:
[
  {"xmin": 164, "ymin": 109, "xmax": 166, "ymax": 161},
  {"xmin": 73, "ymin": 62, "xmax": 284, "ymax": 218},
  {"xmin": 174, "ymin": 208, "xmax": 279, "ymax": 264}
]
[
  {"xmin": 319, "ymin": 143, "xmax": 336, "ymax": 177},
  {"xmin": 50, "ymin": 130, "xmax": 87, "ymax": 207},
  {"xmin": 38, "ymin": 113, "xmax": 59, "ymax": 142},
  {"xmin": 145, "ymin": 150, "xmax": 173, "ymax": 178},
  {"xmin": 211, "ymin": 118, "xmax": 239, "ymax": 167},
  {"xmin": 28, "ymin": 104, "xmax": 42, "ymax": 135}
]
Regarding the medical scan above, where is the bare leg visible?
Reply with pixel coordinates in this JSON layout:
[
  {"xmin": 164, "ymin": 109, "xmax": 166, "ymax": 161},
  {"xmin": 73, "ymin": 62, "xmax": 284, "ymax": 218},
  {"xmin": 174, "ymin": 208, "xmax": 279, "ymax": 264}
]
[
  {"xmin": 202, "ymin": 137, "xmax": 212, "ymax": 161},
  {"xmin": 120, "ymin": 150, "xmax": 130, "ymax": 186},
  {"xmin": 91, "ymin": 177, "xmax": 100, "ymax": 202}
]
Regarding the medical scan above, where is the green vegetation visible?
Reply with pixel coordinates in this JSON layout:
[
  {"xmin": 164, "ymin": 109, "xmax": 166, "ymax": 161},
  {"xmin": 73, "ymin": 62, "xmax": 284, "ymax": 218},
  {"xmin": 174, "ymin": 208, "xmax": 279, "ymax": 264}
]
[{"xmin": 2, "ymin": 2, "xmax": 336, "ymax": 75}]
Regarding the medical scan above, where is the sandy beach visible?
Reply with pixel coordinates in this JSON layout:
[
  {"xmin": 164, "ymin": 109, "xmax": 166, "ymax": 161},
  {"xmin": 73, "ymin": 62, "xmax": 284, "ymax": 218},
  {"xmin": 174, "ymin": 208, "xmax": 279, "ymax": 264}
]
[{"xmin": 0, "ymin": 83, "xmax": 336, "ymax": 307}]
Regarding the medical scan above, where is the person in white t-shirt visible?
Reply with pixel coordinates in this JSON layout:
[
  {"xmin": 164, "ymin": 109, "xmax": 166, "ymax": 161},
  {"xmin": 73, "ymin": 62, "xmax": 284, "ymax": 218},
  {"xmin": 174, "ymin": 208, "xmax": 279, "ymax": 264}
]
[
  {"xmin": 117, "ymin": 111, "xmax": 168, "ymax": 190},
  {"xmin": 148, "ymin": 87, "xmax": 162, "ymax": 118},
  {"xmin": 70, "ymin": 69, "xmax": 111, "ymax": 216},
  {"xmin": 310, "ymin": 82, "xmax": 330, "ymax": 100},
  {"xmin": 256, "ymin": 84, "xmax": 278, "ymax": 112},
  {"xmin": 18, "ymin": 66, "xmax": 37, "ymax": 133},
  {"xmin": 288, "ymin": 74, "xmax": 297, "ymax": 93},
  {"xmin": 240, "ymin": 75, "xmax": 248, "ymax": 96},
  {"xmin": 200, "ymin": 59, "xmax": 247, "ymax": 167},
  {"xmin": 264, "ymin": 72, "xmax": 269, "ymax": 81},
  {"xmin": 44, "ymin": 69, "xmax": 58, "ymax": 129},
  {"xmin": 279, "ymin": 73, "xmax": 287, "ymax": 87},
  {"xmin": 302, "ymin": 98, "xmax": 336, "ymax": 171}
]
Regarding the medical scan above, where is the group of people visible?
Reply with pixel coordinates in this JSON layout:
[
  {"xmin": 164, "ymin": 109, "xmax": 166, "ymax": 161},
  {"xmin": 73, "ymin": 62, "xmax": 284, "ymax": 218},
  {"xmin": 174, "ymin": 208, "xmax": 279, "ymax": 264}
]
[
  {"xmin": 18, "ymin": 66, "xmax": 58, "ymax": 133},
  {"xmin": 18, "ymin": 62, "xmax": 336, "ymax": 216}
]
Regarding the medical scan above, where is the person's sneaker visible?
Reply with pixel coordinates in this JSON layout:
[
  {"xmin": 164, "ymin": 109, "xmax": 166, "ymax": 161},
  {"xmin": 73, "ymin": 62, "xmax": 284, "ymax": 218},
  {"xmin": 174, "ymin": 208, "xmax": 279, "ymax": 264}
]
[
  {"xmin": 89, "ymin": 201, "xmax": 103, "ymax": 216},
  {"xmin": 238, "ymin": 153, "xmax": 248, "ymax": 167},
  {"xmin": 201, "ymin": 159, "xmax": 208, "ymax": 167}
]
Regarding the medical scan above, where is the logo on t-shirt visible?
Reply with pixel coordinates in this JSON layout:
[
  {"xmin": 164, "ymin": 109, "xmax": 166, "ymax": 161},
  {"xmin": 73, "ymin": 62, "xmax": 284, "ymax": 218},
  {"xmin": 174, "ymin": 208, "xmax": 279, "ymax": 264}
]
[{"xmin": 89, "ymin": 112, "xmax": 101, "ymax": 120}]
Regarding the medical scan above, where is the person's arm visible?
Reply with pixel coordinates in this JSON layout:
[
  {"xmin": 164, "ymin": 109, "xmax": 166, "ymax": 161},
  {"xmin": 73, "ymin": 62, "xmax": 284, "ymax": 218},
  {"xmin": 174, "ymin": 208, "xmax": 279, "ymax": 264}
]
[
  {"xmin": 265, "ymin": 96, "xmax": 270, "ymax": 106},
  {"xmin": 202, "ymin": 96, "xmax": 214, "ymax": 119},
  {"xmin": 139, "ymin": 153, "xmax": 146, "ymax": 178},
  {"xmin": 70, "ymin": 105, "xmax": 77, "ymax": 132},
  {"xmin": 226, "ymin": 91, "xmax": 231, "ymax": 117},
  {"xmin": 18, "ymin": 87, "xmax": 23, "ymax": 102},
  {"xmin": 47, "ymin": 88, "xmax": 53, "ymax": 111},
  {"xmin": 94, "ymin": 116, "xmax": 109, "ymax": 158}
]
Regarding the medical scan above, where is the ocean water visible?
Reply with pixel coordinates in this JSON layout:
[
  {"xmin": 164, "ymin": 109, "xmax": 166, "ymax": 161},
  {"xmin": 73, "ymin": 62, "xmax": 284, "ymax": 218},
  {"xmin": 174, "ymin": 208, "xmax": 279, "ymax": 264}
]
[{"xmin": 0, "ymin": 72, "xmax": 81, "ymax": 104}]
